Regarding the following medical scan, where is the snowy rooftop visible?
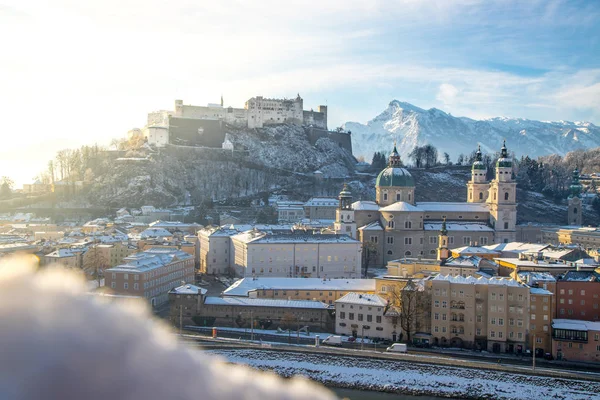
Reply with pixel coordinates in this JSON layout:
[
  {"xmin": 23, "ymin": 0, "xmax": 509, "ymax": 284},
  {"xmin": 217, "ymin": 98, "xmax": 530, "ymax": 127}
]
[
  {"xmin": 204, "ymin": 297, "xmax": 330, "ymax": 309},
  {"xmin": 558, "ymin": 271, "xmax": 600, "ymax": 282},
  {"xmin": 443, "ymin": 256, "xmax": 481, "ymax": 268},
  {"xmin": 149, "ymin": 220, "xmax": 201, "ymax": 229},
  {"xmin": 425, "ymin": 222, "xmax": 493, "ymax": 232},
  {"xmin": 553, "ymin": 319, "xmax": 600, "ymax": 332},
  {"xmin": 484, "ymin": 242, "xmax": 549, "ymax": 254},
  {"xmin": 0, "ymin": 243, "xmax": 37, "ymax": 253},
  {"xmin": 352, "ymin": 201, "xmax": 379, "ymax": 211},
  {"xmin": 45, "ymin": 248, "xmax": 78, "ymax": 258},
  {"xmin": 358, "ymin": 221, "xmax": 383, "ymax": 231},
  {"xmin": 232, "ymin": 231, "xmax": 359, "ymax": 244},
  {"xmin": 139, "ymin": 228, "xmax": 173, "ymax": 238},
  {"xmin": 304, "ymin": 198, "xmax": 338, "ymax": 207},
  {"xmin": 335, "ymin": 292, "xmax": 387, "ymax": 307},
  {"xmin": 170, "ymin": 284, "xmax": 207, "ymax": 295},
  {"xmin": 380, "ymin": 202, "xmax": 421, "ymax": 212},
  {"xmin": 416, "ymin": 202, "xmax": 489, "ymax": 213},
  {"xmin": 530, "ymin": 288, "xmax": 553, "ymax": 295},
  {"xmin": 433, "ymin": 274, "xmax": 524, "ymax": 287},
  {"xmin": 452, "ymin": 246, "xmax": 501, "ymax": 255},
  {"xmin": 106, "ymin": 248, "xmax": 192, "ymax": 273},
  {"xmin": 222, "ymin": 277, "xmax": 376, "ymax": 297},
  {"xmin": 494, "ymin": 257, "xmax": 562, "ymax": 268},
  {"xmin": 517, "ymin": 271, "xmax": 556, "ymax": 283}
]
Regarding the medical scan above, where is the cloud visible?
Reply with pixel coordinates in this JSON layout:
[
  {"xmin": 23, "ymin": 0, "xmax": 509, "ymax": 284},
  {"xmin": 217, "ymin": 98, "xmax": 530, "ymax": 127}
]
[
  {"xmin": 0, "ymin": 257, "xmax": 337, "ymax": 400},
  {"xmin": 436, "ymin": 84, "xmax": 460, "ymax": 105}
]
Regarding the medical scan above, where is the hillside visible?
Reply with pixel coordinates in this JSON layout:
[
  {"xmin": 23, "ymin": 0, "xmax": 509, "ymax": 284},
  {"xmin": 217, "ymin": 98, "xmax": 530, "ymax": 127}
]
[
  {"xmin": 84, "ymin": 125, "xmax": 356, "ymax": 208},
  {"xmin": 344, "ymin": 100, "xmax": 600, "ymax": 163}
]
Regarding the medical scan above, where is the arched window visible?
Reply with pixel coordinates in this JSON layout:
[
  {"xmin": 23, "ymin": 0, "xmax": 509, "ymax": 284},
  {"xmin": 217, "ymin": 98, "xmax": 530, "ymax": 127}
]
[
  {"xmin": 470, "ymin": 192, "xmax": 473, "ymax": 200},
  {"xmin": 573, "ymin": 207, "xmax": 578, "ymax": 214},
  {"xmin": 479, "ymin": 192, "xmax": 483, "ymax": 200},
  {"xmin": 405, "ymin": 221, "xmax": 412, "ymax": 229},
  {"xmin": 430, "ymin": 249, "xmax": 436, "ymax": 255},
  {"xmin": 346, "ymin": 214, "xmax": 350, "ymax": 220},
  {"xmin": 408, "ymin": 193, "xmax": 411, "ymax": 202},
  {"xmin": 387, "ymin": 250, "xmax": 393, "ymax": 255},
  {"xmin": 383, "ymin": 193, "xmax": 388, "ymax": 201},
  {"xmin": 504, "ymin": 222, "xmax": 509, "ymax": 229},
  {"xmin": 396, "ymin": 193, "xmax": 401, "ymax": 201},
  {"xmin": 494, "ymin": 192, "xmax": 497, "ymax": 200},
  {"xmin": 404, "ymin": 251, "xmax": 412, "ymax": 256},
  {"xmin": 504, "ymin": 192, "xmax": 509, "ymax": 200}
]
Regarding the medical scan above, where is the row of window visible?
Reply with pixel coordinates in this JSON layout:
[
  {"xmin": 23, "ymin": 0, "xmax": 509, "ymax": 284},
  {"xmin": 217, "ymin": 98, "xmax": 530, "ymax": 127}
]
[{"xmin": 338, "ymin": 312, "xmax": 382, "ymax": 323}]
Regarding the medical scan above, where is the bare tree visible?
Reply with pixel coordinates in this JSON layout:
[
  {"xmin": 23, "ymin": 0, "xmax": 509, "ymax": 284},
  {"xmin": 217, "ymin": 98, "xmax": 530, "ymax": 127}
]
[
  {"xmin": 385, "ymin": 278, "xmax": 428, "ymax": 344},
  {"xmin": 82, "ymin": 244, "xmax": 109, "ymax": 288}
]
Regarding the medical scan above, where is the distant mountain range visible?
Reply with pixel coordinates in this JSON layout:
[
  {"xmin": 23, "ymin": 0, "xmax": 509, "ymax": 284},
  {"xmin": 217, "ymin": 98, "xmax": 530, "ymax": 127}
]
[{"xmin": 343, "ymin": 100, "xmax": 600, "ymax": 162}]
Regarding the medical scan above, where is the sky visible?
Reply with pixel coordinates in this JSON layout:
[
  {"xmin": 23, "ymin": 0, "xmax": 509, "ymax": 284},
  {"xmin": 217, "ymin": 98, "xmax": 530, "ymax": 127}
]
[{"xmin": 0, "ymin": 0, "xmax": 599, "ymax": 185}]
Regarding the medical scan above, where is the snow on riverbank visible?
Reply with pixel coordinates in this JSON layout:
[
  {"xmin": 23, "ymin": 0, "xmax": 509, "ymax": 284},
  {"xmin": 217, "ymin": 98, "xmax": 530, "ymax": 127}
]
[{"xmin": 205, "ymin": 349, "xmax": 600, "ymax": 400}]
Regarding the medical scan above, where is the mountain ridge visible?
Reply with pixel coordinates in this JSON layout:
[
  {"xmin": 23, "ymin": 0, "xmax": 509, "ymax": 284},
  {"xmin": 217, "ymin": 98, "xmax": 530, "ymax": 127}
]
[{"xmin": 344, "ymin": 100, "xmax": 600, "ymax": 162}]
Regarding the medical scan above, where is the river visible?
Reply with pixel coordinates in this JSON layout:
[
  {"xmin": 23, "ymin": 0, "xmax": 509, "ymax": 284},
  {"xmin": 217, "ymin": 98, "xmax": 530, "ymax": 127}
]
[{"xmin": 332, "ymin": 388, "xmax": 456, "ymax": 400}]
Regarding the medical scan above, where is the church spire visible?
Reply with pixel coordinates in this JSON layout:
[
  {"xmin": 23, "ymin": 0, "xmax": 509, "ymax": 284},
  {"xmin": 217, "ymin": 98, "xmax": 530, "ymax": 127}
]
[
  {"xmin": 220, "ymin": 94, "xmax": 223, "ymax": 107},
  {"xmin": 441, "ymin": 216, "xmax": 448, "ymax": 235},
  {"xmin": 388, "ymin": 142, "xmax": 402, "ymax": 167}
]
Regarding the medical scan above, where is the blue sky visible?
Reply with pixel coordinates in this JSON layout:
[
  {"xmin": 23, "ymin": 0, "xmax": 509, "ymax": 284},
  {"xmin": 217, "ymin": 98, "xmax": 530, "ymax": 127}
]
[{"xmin": 0, "ymin": 0, "xmax": 599, "ymax": 184}]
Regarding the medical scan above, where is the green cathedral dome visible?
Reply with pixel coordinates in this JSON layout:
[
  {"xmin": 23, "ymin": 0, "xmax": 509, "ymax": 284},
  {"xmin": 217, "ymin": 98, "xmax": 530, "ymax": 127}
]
[{"xmin": 375, "ymin": 167, "xmax": 415, "ymax": 187}]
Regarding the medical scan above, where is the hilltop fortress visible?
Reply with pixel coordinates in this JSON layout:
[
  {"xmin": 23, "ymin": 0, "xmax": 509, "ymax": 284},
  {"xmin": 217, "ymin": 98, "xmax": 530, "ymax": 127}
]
[{"xmin": 134, "ymin": 95, "xmax": 330, "ymax": 148}]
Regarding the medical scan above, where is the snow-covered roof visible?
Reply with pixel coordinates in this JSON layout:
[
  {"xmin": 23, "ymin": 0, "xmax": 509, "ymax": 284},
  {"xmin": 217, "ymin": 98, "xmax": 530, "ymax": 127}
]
[
  {"xmin": 451, "ymin": 246, "xmax": 501, "ymax": 255},
  {"xmin": 552, "ymin": 319, "xmax": 600, "ymax": 332},
  {"xmin": 45, "ymin": 248, "xmax": 78, "ymax": 258},
  {"xmin": 304, "ymin": 197, "xmax": 338, "ymax": 207},
  {"xmin": 335, "ymin": 292, "xmax": 387, "ymax": 307},
  {"xmin": 517, "ymin": 271, "xmax": 556, "ymax": 283},
  {"xmin": 149, "ymin": 220, "xmax": 201, "ymax": 229},
  {"xmin": 483, "ymin": 242, "xmax": 550, "ymax": 254},
  {"xmin": 358, "ymin": 221, "xmax": 383, "ymax": 231},
  {"xmin": 443, "ymin": 255, "xmax": 481, "ymax": 268},
  {"xmin": 416, "ymin": 202, "xmax": 489, "ymax": 213},
  {"xmin": 170, "ymin": 284, "xmax": 207, "ymax": 295},
  {"xmin": 530, "ymin": 288, "xmax": 553, "ymax": 295},
  {"xmin": 425, "ymin": 222, "xmax": 493, "ymax": 232},
  {"xmin": 222, "ymin": 277, "xmax": 376, "ymax": 297},
  {"xmin": 558, "ymin": 271, "xmax": 600, "ymax": 282},
  {"xmin": 139, "ymin": 228, "xmax": 173, "ymax": 239},
  {"xmin": 494, "ymin": 257, "xmax": 562, "ymax": 268},
  {"xmin": 106, "ymin": 248, "xmax": 192, "ymax": 273},
  {"xmin": 232, "ymin": 231, "xmax": 359, "ymax": 244},
  {"xmin": 352, "ymin": 201, "xmax": 379, "ymax": 211},
  {"xmin": 0, "ymin": 243, "xmax": 37, "ymax": 253},
  {"xmin": 380, "ymin": 202, "xmax": 421, "ymax": 212},
  {"xmin": 432, "ymin": 274, "xmax": 524, "ymax": 287},
  {"xmin": 204, "ymin": 297, "xmax": 329, "ymax": 309}
]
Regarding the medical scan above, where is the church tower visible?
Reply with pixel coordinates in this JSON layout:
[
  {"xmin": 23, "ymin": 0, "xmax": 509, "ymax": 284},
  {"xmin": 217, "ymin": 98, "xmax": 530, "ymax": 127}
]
[
  {"xmin": 568, "ymin": 168, "xmax": 583, "ymax": 226},
  {"xmin": 437, "ymin": 217, "xmax": 450, "ymax": 264},
  {"xmin": 487, "ymin": 140, "xmax": 517, "ymax": 244},
  {"xmin": 334, "ymin": 184, "xmax": 357, "ymax": 238},
  {"xmin": 467, "ymin": 145, "xmax": 489, "ymax": 203}
]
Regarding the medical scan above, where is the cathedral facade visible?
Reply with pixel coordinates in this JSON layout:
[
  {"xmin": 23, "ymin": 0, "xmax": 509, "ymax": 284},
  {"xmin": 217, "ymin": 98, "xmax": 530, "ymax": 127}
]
[{"xmin": 334, "ymin": 142, "xmax": 517, "ymax": 267}]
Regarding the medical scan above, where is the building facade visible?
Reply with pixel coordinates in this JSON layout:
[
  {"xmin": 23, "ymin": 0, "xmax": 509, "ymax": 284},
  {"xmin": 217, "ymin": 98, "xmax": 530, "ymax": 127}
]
[
  {"xmin": 552, "ymin": 319, "xmax": 600, "ymax": 362},
  {"xmin": 430, "ymin": 275, "xmax": 529, "ymax": 353},
  {"xmin": 105, "ymin": 248, "xmax": 195, "ymax": 307},
  {"xmin": 335, "ymin": 293, "xmax": 396, "ymax": 340},
  {"xmin": 555, "ymin": 271, "xmax": 600, "ymax": 321}
]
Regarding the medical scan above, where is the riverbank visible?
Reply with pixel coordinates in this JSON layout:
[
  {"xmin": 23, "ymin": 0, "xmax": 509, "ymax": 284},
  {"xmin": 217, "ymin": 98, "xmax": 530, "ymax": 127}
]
[{"xmin": 204, "ymin": 349, "xmax": 600, "ymax": 400}]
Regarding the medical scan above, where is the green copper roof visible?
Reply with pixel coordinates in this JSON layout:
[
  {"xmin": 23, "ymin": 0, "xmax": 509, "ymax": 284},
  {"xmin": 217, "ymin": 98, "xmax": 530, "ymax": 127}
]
[{"xmin": 375, "ymin": 167, "xmax": 415, "ymax": 187}]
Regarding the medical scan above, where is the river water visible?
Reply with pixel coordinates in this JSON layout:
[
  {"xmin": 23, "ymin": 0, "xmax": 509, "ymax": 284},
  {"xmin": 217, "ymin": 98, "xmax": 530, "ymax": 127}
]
[{"xmin": 331, "ymin": 388, "xmax": 456, "ymax": 400}]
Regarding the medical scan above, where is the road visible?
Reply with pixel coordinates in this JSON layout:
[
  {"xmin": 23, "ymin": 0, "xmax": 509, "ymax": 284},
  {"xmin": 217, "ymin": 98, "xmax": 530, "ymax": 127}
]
[{"xmin": 180, "ymin": 331, "xmax": 600, "ymax": 382}]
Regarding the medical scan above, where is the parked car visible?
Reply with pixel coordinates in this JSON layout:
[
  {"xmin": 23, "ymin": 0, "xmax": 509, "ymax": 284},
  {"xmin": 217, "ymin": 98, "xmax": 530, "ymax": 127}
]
[
  {"xmin": 347, "ymin": 336, "xmax": 356, "ymax": 342},
  {"xmin": 544, "ymin": 353, "xmax": 554, "ymax": 360}
]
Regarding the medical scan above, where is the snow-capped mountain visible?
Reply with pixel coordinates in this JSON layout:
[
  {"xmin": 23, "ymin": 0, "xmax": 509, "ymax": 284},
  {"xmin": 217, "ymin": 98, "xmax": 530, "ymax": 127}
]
[{"xmin": 344, "ymin": 100, "xmax": 600, "ymax": 162}]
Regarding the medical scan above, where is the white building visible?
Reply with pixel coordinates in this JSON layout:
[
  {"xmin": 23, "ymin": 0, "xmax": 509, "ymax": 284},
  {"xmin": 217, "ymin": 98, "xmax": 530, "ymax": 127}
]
[
  {"xmin": 230, "ymin": 230, "xmax": 361, "ymax": 278},
  {"xmin": 335, "ymin": 293, "xmax": 396, "ymax": 340}
]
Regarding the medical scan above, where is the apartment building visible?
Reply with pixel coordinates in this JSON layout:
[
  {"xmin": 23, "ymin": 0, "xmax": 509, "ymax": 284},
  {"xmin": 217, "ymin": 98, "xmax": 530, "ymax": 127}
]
[
  {"xmin": 168, "ymin": 283, "xmax": 207, "ymax": 326},
  {"xmin": 431, "ymin": 275, "xmax": 529, "ymax": 353},
  {"xmin": 555, "ymin": 271, "xmax": 600, "ymax": 321},
  {"xmin": 335, "ymin": 293, "xmax": 396, "ymax": 340},
  {"xmin": 222, "ymin": 277, "xmax": 376, "ymax": 305},
  {"xmin": 43, "ymin": 248, "xmax": 81, "ymax": 268},
  {"xmin": 198, "ymin": 227, "xmax": 237, "ymax": 275},
  {"xmin": 303, "ymin": 197, "xmax": 338, "ymax": 220},
  {"xmin": 105, "ymin": 248, "xmax": 194, "ymax": 307}
]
